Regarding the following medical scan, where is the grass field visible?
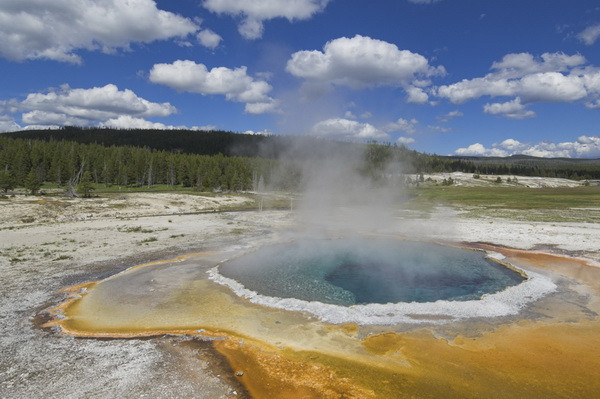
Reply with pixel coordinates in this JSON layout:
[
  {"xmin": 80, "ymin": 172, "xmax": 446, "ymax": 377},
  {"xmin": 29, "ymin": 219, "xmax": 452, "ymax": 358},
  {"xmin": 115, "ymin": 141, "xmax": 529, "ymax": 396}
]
[{"xmin": 407, "ymin": 186, "xmax": 600, "ymax": 222}]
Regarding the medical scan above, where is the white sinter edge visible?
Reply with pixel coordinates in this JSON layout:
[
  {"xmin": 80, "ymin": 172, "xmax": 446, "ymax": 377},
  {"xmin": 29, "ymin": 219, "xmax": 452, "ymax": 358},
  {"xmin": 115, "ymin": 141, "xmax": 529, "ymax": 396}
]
[{"xmin": 206, "ymin": 251, "xmax": 557, "ymax": 325}]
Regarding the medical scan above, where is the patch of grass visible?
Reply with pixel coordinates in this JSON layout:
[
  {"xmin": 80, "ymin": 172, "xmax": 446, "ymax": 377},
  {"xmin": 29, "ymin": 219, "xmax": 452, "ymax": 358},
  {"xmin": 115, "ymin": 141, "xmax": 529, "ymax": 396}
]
[
  {"xmin": 20, "ymin": 216, "xmax": 35, "ymax": 223},
  {"xmin": 409, "ymin": 186, "xmax": 600, "ymax": 210},
  {"xmin": 118, "ymin": 225, "xmax": 154, "ymax": 233},
  {"xmin": 169, "ymin": 234, "xmax": 186, "ymax": 238},
  {"xmin": 53, "ymin": 255, "xmax": 73, "ymax": 261},
  {"xmin": 139, "ymin": 237, "xmax": 158, "ymax": 244},
  {"xmin": 92, "ymin": 184, "xmax": 210, "ymax": 194}
]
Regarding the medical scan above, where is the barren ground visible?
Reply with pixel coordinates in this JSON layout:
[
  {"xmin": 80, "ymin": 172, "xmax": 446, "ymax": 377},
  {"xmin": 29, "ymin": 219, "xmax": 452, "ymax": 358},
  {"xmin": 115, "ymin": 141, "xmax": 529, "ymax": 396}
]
[{"xmin": 1, "ymin": 176, "xmax": 598, "ymax": 398}]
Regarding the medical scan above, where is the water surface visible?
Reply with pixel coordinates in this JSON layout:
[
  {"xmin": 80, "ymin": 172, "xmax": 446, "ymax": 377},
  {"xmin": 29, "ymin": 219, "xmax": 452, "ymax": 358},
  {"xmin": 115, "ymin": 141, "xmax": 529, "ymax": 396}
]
[{"xmin": 219, "ymin": 239, "xmax": 525, "ymax": 305}]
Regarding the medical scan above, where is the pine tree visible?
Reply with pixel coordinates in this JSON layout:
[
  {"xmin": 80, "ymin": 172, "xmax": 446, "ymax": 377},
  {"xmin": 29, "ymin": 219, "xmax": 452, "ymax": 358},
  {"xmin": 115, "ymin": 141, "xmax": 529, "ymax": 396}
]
[
  {"xmin": 24, "ymin": 168, "xmax": 41, "ymax": 195},
  {"xmin": 0, "ymin": 170, "xmax": 15, "ymax": 193},
  {"xmin": 77, "ymin": 171, "xmax": 94, "ymax": 197}
]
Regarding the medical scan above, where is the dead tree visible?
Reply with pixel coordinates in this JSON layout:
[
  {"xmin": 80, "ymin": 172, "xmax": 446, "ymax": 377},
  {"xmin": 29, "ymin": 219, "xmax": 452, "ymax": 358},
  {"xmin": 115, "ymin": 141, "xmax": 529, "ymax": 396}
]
[{"xmin": 64, "ymin": 161, "xmax": 85, "ymax": 198}]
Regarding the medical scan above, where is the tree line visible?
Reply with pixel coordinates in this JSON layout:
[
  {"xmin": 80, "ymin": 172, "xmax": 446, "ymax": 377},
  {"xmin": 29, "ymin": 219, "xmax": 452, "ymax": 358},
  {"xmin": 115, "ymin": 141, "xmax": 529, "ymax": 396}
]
[
  {"xmin": 1, "ymin": 128, "xmax": 599, "ymax": 196},
  {"xmin": 0, "ymin": 136, "xmax": 282, "ymax": 194}
]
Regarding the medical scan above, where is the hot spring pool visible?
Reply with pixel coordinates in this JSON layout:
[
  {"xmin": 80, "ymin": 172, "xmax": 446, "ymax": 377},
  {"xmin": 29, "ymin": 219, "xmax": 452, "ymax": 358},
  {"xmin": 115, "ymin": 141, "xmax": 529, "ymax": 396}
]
[{"xmin": 210, "ymin": 238, "xmax": 557, "ymax": 324}]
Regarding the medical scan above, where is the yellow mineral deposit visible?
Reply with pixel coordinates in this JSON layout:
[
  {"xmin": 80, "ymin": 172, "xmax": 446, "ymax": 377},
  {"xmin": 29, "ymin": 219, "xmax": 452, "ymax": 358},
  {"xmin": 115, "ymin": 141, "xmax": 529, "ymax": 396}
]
[{"xmin": 49, "ymin": 247, "xmax": 600, "ymax": 398}]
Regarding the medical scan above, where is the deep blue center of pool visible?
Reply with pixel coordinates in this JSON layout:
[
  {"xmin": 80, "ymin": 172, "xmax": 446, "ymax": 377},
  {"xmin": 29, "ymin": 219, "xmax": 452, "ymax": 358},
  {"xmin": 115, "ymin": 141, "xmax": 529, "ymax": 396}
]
[{"xmin": 219, "ymin": 239, "xmax": 524, "ymax": 305}]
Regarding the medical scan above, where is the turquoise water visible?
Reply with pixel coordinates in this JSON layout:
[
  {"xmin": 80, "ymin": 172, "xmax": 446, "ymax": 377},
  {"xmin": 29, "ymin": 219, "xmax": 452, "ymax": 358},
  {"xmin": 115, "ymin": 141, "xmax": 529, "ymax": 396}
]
[{"xmin": 219, "ymin": 239, "xmax": 525, "ymax": 305}]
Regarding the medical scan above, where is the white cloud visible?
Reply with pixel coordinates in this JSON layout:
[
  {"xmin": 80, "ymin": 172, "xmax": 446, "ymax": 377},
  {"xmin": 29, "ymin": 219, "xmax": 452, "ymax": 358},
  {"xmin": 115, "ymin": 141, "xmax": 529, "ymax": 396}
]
[
  {"xmin": 360, "ymin": 111, "xmax": 373, "ymax": 119},
  {"xmin": 383, "ymin": 118, "xmax": 419, "ymax": 134},
  {"xmin": 0, "ymin": 115, "xmax": 22, "ymax": 132},
  {"xmin": 149, "ymin": 60, "xmax": 278, "ymax": 114},
  {"xmin": 344, "ymin": 111, "xmax": 357, "ymax": 119},
  {"xmin": 454, "ymin": 143, "xmax": 508, "ymax": 157},
  {"xmin": 497, "ymin": 138, "xmax": 528, "ymax": 151},
  {"xmin": 491, "ymin": 52, "xmax": 586, "ymax": 78},
  {"xmin": 244, "ymin": 129, "xmax": 273, "ymax": 136},
  {"xmin": 407, "ymin": 0, "xmax": 442, "ymax": 4},
  {"xmin": 437, "ymin": 110, "xmax": 463, "ymax": 122},
  {"xmin": 286, "ymin": 35, "xmax": 445, "ymax": 98},
  {"xmin": 483, "ymin": 97, "xmax": 536, "ymax": 119},
  {"xmin": 0, "ymin": 99, "xmax": 19, "ymax": 115},
  {"xmin": 19, "ymin": 84, "xmax": 176, "ymax": 127},
  {"xmin": 578, "ymin": 24, "xmax": 600, "ymax": 45},
  {"xmin": 310, "ymin": 118, "xmax": 390, "ymax": 141},
  {"xmin": 437, "ymin": 52, "xmax": 600, "ymax": 118},
  {"xmin": 100, "ymin": 115, "xmax": 216, "ymax": 131},
  {"xmin": 396, "ymin": 136, "xmax": 415, "ymax": 145},
  {"xmin": 203, "ymin": 0, "xmax": 330, "ymax": 39},
  {"xmin": 427, "ymin": 125, "xmax": 451, "ymax": 133},
  {"xmin": 586, "ymin": 99, "xmax": 600, "ymax": 109},
  {"xmin": 244, "ymin": 101, "xmax": 279, "ymax": 115},
  {"xmin": 455, "ymin": 136, "xmax": 600, "ymax": 158},
  {"xmin": 197, "ymin": 29, "xmax": 222, "ymax": 49},
  {"xmin": 406, "ymin": 86, "xmax": 429, "ymax": 103},
  {"xmin": 0, "ymin": 0, "xmax": 198, "ymax": 64},
  {"xmin": 101, "ymin": 115, "xmax": 175, "ymax": 129}
]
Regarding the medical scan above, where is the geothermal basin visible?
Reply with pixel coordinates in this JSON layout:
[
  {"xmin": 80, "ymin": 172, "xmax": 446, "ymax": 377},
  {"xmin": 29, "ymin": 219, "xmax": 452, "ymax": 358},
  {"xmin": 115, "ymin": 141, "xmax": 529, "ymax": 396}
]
[
  {"xmin": 47, "ymin": 236, "xmax": 600, "ymax": 398},
  {"xmin": 212, "ymin": 238, "xmax": 555, "ymax": 324}
]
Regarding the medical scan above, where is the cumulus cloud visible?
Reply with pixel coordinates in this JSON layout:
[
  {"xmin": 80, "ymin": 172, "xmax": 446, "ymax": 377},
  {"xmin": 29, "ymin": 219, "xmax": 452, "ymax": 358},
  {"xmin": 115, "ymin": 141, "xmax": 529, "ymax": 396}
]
[
  {"xmin": 483, "ymin": 97, "xmax": 536, "ymax": 119},
  {"xmin": 149, "ymin": 60, "xmax": 278, "ymax": 114},
  {"xmin": 0, "ymin": 84, "xmax": 179, "ymax": 130},
  {"xmin": 396, "ymin": 136, "xmax": 415, "ymax": 145},
  {"xmin": 286, "ymin": 35, "xmax": 445, "ymax": 99},
  {"xmin": 437, "ymin": 52, "xmax": 600, "ymax": 118},
  {"xmin": 405, "ymin": 86, "xmax": 430, "ymax": 103},
  {"xmin": 100, "ymin": 115, "xmax": 216, "ymax": 131},
  {"xmin": 578, "ymin": 24, "xmax": 600, "ymax": 45},
  {"xmin": 310, "ymin": 118, "xmax": 390, "ymax": 141},
  {"xmin": 0, "ymin": 115, "xmax": 22, "ymax": 133},
  {"xmin": 497, "ymin": 138, "xmax": 528, "ymax": 152},
  {"xmin": 197, "ymin": 29, "xmax": 222, "ymax": 49},
  {"xmin": 455, "ymin": 136, "xmax": 600, "ymax": 158},
  {"xmin": 454, "ymin": 143, "xmax": 508, "ymax": 157},
  {"xmin": 383, "ymin": 118, "xmax": 419, "ymax": 134},
  {"xmin": 19, "ymin": 84, "xmax": 176, "ymax": 126},
  {"xmin": 0, "ymin": 0, "xmax": 198, "ymax": 64},
  {"xmin": 203, "ymin": 0, "xmax": 330, "ymax": 39}
]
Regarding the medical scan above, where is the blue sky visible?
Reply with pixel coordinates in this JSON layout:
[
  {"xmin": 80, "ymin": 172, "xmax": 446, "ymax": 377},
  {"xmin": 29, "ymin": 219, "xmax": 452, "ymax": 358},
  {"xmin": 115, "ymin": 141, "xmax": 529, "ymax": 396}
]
[{"xmin": 1, "ymin": 0, "xmax": 600, "ymax": 157}]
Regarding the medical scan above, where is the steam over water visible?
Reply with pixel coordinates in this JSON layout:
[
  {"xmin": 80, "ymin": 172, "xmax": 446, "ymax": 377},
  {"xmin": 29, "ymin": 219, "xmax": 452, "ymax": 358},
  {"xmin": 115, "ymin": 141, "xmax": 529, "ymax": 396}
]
[
  {"xmin": 210, "ymin": 239, "xmax": 557, "ymax": 324},
  {"xmin": 219, "ymin": 142, "xmax": 558, "ymax": 324},
  {"xmin": 219, "ymin": 239, "xmax": 524, "ymax": 305}
]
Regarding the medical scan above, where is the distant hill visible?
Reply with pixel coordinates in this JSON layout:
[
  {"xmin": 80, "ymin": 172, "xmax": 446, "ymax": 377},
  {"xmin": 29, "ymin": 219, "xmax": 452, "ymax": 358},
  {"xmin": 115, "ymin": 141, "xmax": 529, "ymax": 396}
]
[
  {"xmin": 2, "ymin": 126, "xmax": 367, "ymax": 160},
  {"xmin": 448, "ymin": 154, "xmax": 600, "ymax": 166},
  {"xmin": 3, "ymin": 126, "xmax": 275, "ymax": 158}
]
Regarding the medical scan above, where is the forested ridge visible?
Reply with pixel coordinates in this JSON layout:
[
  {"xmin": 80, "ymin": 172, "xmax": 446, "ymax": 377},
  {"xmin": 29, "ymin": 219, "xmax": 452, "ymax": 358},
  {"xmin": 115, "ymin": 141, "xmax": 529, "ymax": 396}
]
[{"xmin": 1, "ymin": 128, "xmax": 599, "ymax": 195}]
